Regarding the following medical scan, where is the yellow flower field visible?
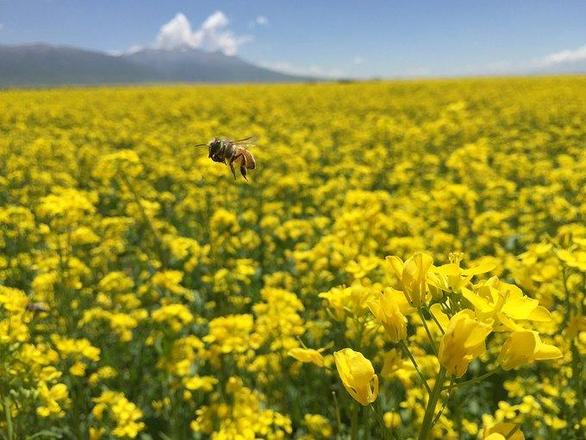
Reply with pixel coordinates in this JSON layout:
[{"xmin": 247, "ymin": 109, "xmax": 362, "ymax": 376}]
[{"xmin": 0, "ymin": 77, "xmax": 585, "ymax": 439}]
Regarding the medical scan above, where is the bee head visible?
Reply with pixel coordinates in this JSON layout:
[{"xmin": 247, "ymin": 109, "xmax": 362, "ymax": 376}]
[
  {"xmin": 208, "ymin": 138, "xmax": 221, "ymax": 156},
  {"xmin": 208, "ymin": 138, "xmax": 225, "ymax": 162}
]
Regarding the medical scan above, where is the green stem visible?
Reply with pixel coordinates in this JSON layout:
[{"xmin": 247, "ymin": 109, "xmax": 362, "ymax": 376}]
[
  {"xmin": 425, "ymin": 305, "xmax": 445, "ymax": 334},
  {"xmin": 365, "ymin": 405, "xmax": 371, "ymax": 440},
  {"xmin": 370, "ymin": 404, "xmax": 394, "ymax": 440},
  {"xmin": 504, "ymin": 424, "xmax": 519, "ymax": 439},
  {"xmin": 560, "ymin": 265, "xmax": 584, "ymax": 432},
  {"xmin": 3, "ymin": 396, "xmax": 13, "ymax": 440},
  {"xmin": 442, "ymin": 370, "xmax": 498, "ymax": 391},
  {"xmin": 121, "ymin": 174, "xmax": 168, "ymax": 269},
  {"xmin": 351, "ymin": 404, "xmax": 358, "ymax": 440},
  {"xmin": 432, "ymin": 378, "xmax": 453, "ymax": 426},
  {"xmin": 380, "ymin": 402, "xmax": 400, "ymax": 440},
  {"xmin": 400, "ymin": 340, "xmax": 432, "ymax": 395},
  {"xmin": 353, "ymin": 316, "xmax": 365, "ymax": 352},
  {"xmin": 418, "ymin": 308, "xmax": 438, "ymax": 355},
  {"xmin": 419, "ymin": 367, "xmax": 447, "ymax": 440},
  {"xmin": 570, "ymin": 340, "xmax": 584, "ymax": 434},
  {"xmin": 332, "ymin": 391, "xmax": 342, "ymax": 436},
  {"xmin": 561, "ymin": 266, "xmax": 571, "ymax": 322}
]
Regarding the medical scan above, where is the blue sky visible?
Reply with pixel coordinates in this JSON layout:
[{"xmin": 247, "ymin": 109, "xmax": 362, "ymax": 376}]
[{"xmin": 1, "ymin": 0, "xmax": 585, "ymax": 77}]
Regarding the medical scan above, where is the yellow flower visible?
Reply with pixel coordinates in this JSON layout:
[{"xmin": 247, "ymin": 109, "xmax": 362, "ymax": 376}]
[
  {"xmin": 319, "ymin": 282, "xmax": 377, "ymax": 319},
  {"xmin": 434, "ymin": 307, "xmax": 492, "ymax": 377},
  {"xmin": 92, "ymin": 391, "xmax": 145, "ymax": 438},
  {"xmin": 51, "ymin": 335, "xmax": 101, "ymax": 362},
  {"xmin": 203, "ymin": 314, "xmax": 258, "ymax": 354},
  {"xmin": 36, "ymin": 382, "xmax": 69, "ymax": 418},
  {"xmin": 36, "ymin": 188, "xmax": 95, "ymax": 227},
  {"xmin": 190, "ymin": 377, "xmax": 291, "ymax": 438},
  {"xmin": 566, "ymin": 314, "xmax": 586, "ymax": 339},
  {"xmin": 89, "ymin": 366, "xmax": 118, "ymax": 387},
  {"xmin": 463, "ymin": 277, "xmax": 551, "ymax": 331},
  {"xmin": 304, "ymin": 413, "xmax": 333, "ymax": 438},
  {"xmin": 183, "ymin": 376, "xmax": 218, "ymax": 391},
  {"xmin": 69, "ymin": 361, "xmax": 86, "ymax": 376},
  {"xmin": 462, "ymin": 418, "xmax": 479, "ymax": 435},
  {"xmin": 333, "ymin": 348, "xmax": 379, "ymax": 406},
  {"xmin": 556, "ymin": 248, "xmax": 586, "ymax": 272},
  {"xmin": 387, "ymin": 252, "xmax": 433, "ymax": 306},
  {"xmin": 383, "ymin": 411, "xmax": 401, "ymax": 428},
  {"xmin": 288, "ymin": 348, "xmax": 326, "ymax": 367},
  {"xmin": 482, "ymin": 422, "xmax": 524, "ymax": 440},
  {"xmin": 346, "ymin": 256, "xmax": 380, "ymax": 279},
  {"xmin": 498, "ymin": 331, "xmax": 562, "ymax": 370},
  {"xmin": 431, "ymin": 254, "xmax": 494, "ymax": 293},
  {"xmin": 89, "ymin": 427, "xmax": 105, "ymax": 440},
  {"xmin": 368, "ymin": 288, "xmax": 410, "ymax": 342},
  {"xmin": 544, "ymin": 414, "xmax": 568, "ymax": 430},
  {"xmin": 252, "ymin": 287, "xmax": 305, "ymax": 351},
  {"xmin": 151, "ymin": 303, "xmax": 193, "ymax": 332},
  {"xmin": 151, "ymin": 270, "xmax": 192, "ymax": 299}
]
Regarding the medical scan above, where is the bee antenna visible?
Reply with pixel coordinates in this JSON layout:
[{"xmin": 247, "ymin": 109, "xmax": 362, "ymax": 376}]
[{"xmin": 193, "ymin": 143, "xmax": 208, "ymax": 147}]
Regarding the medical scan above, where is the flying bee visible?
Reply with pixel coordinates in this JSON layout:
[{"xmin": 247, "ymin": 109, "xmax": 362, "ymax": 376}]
[
  {"xmin": 26, "ymin": 302, "xmax": 50, "ymax": 313},
  {"xmin": 194, "ymin": 136, "xmax": 257, "ymax": 180}
]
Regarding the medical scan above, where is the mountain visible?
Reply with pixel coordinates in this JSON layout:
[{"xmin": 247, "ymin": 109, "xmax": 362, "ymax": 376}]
[
  {"xmin": 0, "ymin": 43, "xmax": 312, "ymax": 88},
  {"xmin": 122, "ymin": 47, "xmax": 305, "ymax": 83},
  {"xmin": 0, "ymin": 44, "xmax": 159, "ymax": 87}
]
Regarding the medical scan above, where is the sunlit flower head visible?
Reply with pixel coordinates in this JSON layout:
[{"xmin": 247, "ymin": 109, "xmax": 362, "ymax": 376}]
[
  {"xmin": 334, "ymin": 348, "xmax": 379, "ymax": 406},
  {"xmin": 498, "ymin": 330, "xmax": 562, "ymax": 370}
]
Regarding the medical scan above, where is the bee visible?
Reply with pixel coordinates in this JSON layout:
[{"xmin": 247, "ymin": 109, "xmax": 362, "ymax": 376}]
[
  {"xmin": 26, "ymin": 302, "xmax": 50, "ymax": 313},
  {"xmin": 194, "ymin": 136, "xmax": 257, "ymax": 180}
]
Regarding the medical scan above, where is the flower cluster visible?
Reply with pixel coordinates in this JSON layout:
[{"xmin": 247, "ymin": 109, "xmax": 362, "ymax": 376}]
[{"xmin": 0, "ymin": 77, "xmax": 584, "ymax": 438}]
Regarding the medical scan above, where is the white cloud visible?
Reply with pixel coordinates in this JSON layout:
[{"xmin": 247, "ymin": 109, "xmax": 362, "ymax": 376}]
[
  {"xmin": 259, "ymin": 61, "xmax": 346, "ymax": 78},
  {"xmin": 256, "ymin": 16, "xmax": 268, "ymax": 26},
  {"xmin": 126, "ymin": 45, "xmax": 145, "ymax": 55},
  {"xmin": 353, "ymin": 56, "xmax": 364, "ymax": 65},
  {"xmin": 249, "ymin": 15, "xmax": 269, "ymax": 28},
  {"xmin": 156, "ymin": 13, "xmax": 193, "ymax": 49},
  {"xmin": 535, "ymin": 44, "xmax": 586, "ymax": 67},
  {"xmin": 447, "ymin": 44, "xmax": 586, "ymax": 76},
  {"xmin": 154, "ymin": 11, "xmax": 251, "ymax": 56}
]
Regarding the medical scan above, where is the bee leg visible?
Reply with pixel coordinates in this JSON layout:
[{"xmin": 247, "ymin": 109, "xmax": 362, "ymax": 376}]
[
  {"xmin": 233, "ymin": 153, "xmax": 248, "ymax": 181},
  {"xmin": 240, "ymin": 164, "xmax": 248, "ymax": 181},
  {"xmin": 228, "ymin": 153, "xmax": 242, "ymax": 180},
  {"xmin": 229, "ymin": 161, "xmax": 237, "ymax": 179}
]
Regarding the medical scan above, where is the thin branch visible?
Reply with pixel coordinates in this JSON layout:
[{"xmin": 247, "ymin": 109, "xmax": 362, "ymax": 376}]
[{"xmin": 399, "ymin": 340, "xmax": 432, "ymax": 395}]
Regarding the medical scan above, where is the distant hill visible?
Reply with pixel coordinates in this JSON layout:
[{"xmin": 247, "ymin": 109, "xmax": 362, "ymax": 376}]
[
  {"xmin": 122, "ymin": 47, "xmax": 305, "ymax": 83},
  {"xmin": 0, "ymin": 44, "xmax": 312, "ymax": 87}
]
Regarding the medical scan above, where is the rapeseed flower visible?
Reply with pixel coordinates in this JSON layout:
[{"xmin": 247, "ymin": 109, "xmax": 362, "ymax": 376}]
[
  {"xmin": 368, "ymin": 287, "xmax": 409, "ymax": 341},
  {"xmin": 0, "ymin": 78, "xmax": 583, "ymax": 438},
  {"xmin": 334, "ymin": 348, "xmax": 379, "ymax": 405},
  {"xmin": 387, "ymin": 252, "xmax": 434, "ymax": 306},
  {"xmin": 433, "ymin": 307, "xmax": 492, "ymax": 377},
  {"xmin": 498, "ymin": 331, "xmax": 562, "ymax": 370}
]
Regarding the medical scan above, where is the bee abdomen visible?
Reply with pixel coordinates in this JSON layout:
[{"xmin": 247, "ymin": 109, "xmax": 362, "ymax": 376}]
[{"xmin": 242, "ymin": 150, "xmax": 256, "ymax": 169}]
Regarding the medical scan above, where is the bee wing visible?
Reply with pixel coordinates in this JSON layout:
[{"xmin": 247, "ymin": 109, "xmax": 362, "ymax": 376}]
[
  {"xmin": 192, "ymin": 142, "xmax": 209, "ymax": 156},
  {"xmin": 231, "ymin": 136, "xmax": 257, "ymax": 146}
]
